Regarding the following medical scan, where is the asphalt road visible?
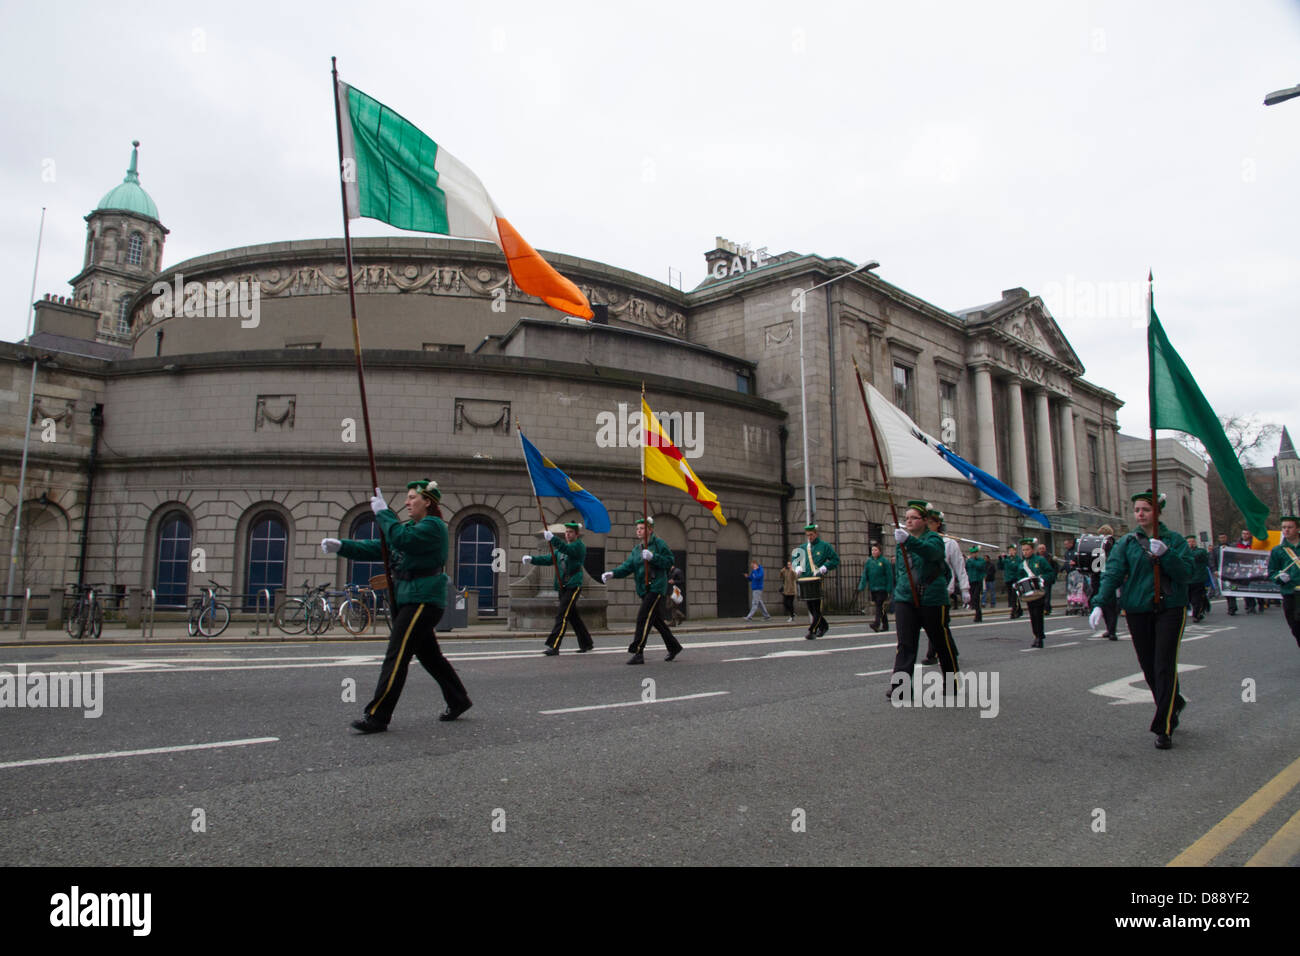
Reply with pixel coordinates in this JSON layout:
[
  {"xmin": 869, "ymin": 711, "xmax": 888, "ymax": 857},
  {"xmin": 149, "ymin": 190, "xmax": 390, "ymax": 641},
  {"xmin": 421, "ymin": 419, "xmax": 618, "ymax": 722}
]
[{"xmin": 1, "ymin": 607, "xmax": 1297, "ymax": 867}]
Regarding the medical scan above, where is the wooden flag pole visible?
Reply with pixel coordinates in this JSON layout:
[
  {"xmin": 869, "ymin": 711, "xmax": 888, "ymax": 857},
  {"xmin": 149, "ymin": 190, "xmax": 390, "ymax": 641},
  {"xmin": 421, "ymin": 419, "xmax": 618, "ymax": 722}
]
[
  {"xmin": 852, "ymin": 356, "xmax": 920, "ymax": 608},
  {"xmin": 1146, "ymin": 269, "xmax": 1163, "ymax": 608},
  {"xmin": 517, "ymin": 422, "xmax": 559, "ymax": 570},
  {"xmin": 640, "ymin": 383, "xmax": 650, "ymax": 589},
  {"xmin": 331, "ymin": 57, "xmax": 397, "ymax": 597}
]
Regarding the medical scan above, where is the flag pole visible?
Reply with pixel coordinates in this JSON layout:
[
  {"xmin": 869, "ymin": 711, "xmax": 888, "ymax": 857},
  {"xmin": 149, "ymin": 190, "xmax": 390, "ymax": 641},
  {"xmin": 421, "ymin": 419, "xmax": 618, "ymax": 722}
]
[
  {"xmin": 640, "ymin": 382, "xmax": 650, "ymax": 589},
  {"xmin": 852, "ymin": 356, "xmax": 920, "ymax": 607},
  {"xmin": 332, "ymin": 57, "xmax": 397, "ymax": 597},
  {"xmin": 517, "ymin": 422, "xmax": 559, "ymax": 569},
  {"xmin": 1146, "ymin": 269, "xmax": 1162, "ymax": 607}
]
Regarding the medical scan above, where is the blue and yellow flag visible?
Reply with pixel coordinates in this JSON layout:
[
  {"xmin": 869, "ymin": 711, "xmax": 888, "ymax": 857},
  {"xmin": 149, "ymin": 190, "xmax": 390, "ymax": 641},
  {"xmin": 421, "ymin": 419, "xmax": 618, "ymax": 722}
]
[{"xmin": 519, "ymin": 431, "xmax": 611, "ymax": 533}]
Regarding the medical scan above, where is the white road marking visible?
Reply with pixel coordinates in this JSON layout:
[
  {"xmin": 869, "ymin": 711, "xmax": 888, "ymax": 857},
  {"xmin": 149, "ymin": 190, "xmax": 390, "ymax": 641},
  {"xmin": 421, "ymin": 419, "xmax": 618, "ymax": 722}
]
[
  {"xmin": 855, "ymin": 668, "xmax": 893, "ymax": 677},
  {"xmin": 540, "ymin": 691, "xmax": 730, "ymax": 715},
  {"xmin": 0, "ymin": 736, "xmax": 279, "ymax": 770},
  {"xmin": 723, "ymin": 641, "xmax": 895, "ymax": 662},
  {"xmin": 1089, "ymin": 664, "xmax": 1206, "ymax": 705},
  {"xmin": 1045, "ymin": 628, "xmax": 1075, "ymax": 635}
]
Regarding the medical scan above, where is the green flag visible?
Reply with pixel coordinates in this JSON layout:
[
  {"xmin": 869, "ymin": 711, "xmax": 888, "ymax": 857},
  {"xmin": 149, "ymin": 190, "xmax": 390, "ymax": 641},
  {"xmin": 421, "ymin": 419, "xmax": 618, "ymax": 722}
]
[{"xmin": 1148, "ymin": 295, "xmax": 1270, "ymax": 538}]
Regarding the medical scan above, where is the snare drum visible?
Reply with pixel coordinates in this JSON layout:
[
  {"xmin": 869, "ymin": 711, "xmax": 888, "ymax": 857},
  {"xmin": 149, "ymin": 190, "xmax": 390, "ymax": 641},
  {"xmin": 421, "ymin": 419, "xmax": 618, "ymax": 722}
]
[
  {"xmin": 797, "ymin": 576, "xmax": 822, "ymax": 601},
  {"xmin": 1014, "ymin": 576, "xmax": 1046, "ymax": 602}
]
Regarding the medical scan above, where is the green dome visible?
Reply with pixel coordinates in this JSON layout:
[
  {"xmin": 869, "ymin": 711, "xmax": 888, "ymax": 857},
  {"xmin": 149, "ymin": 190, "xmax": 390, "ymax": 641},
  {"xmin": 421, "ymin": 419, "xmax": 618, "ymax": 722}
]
[{"xmin": 96, "ymin": 141, "xmax": 160, "ymax": 221}]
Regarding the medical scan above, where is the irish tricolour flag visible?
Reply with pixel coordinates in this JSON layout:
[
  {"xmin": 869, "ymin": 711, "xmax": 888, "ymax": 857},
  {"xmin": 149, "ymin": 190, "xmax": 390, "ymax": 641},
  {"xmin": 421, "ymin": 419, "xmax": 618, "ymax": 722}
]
[{"xmin": 336, "ymin": 81, "xmax": 593, "ymax": 319}]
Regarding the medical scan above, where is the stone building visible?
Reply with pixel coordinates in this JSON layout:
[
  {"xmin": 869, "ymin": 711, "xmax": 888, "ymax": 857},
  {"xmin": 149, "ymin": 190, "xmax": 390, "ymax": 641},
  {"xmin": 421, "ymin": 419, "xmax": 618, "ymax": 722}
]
[
  {"xmin": 0, "ymin": 148, "xmax": 1129, "ymax": 625},
  {"xmin": 1275, "ymin": 427, "xmax": 1299, "ymax": 518},
  {"xmin": 1117, "ymin": 434, "xmax": 1211, "ymax": 540}
]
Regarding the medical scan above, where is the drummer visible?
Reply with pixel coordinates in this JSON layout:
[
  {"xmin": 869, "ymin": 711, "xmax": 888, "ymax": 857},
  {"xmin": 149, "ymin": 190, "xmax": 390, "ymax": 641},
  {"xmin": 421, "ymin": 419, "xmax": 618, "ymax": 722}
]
[
  {"xmin": 1012, "ymin": 537, "xmax": 1054, "ymax": 648},
  {"xmin": 793, "ymin": 523, "xmax": 839, "ymax": 640}
]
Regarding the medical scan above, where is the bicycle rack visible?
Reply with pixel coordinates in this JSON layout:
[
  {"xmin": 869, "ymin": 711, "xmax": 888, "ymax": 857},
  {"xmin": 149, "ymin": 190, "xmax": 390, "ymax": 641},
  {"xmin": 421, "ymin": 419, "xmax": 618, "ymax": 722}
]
[
  {"xmin": 250, "ymin": 589, "xmax": 271, "ymax": 636},
  {"xmin": 19, "ymin": 588, "xmax": 30, "ymax": 641},
  {"xmin": 142, "ymin": 589, "xmax": 155, "ymax": 640}
]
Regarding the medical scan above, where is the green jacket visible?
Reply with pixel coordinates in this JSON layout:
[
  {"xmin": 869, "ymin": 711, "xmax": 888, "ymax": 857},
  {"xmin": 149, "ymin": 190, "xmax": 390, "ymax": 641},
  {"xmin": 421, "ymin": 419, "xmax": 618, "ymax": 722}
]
[
  {"xmin": 1012, "ymin": 554, "xmax": 1054, "ymax": 587},
  {"xmin": 892, "ymin": 530, "xmax": 948, "ymax": 606},
  {"xmin": 1189, "ymin": 546, "xmax": 1210, "ymax": 580},
  {"xmin": 1268, "ymin": 539, "xmax": 1300, "ymax": 597},
  {"xmin": 1039, "ymin": 555, "xmax": 1058, "ymax": 586},
  {"xmin": 965, "ymin": 555, "xmax": 989, "ymax": 584},
  {"xmin": 858, "ymin": 557, "xmax": 894, "ymax": 592},
  {"xmin": 611, "ymin": 535, "xmax": 674, "ymax": 597},
  {"xmin": 1092, "ymin": 523, "xmax": 1195, "ymax": 612},
  {"xmin": 793, "ymin": 538, "xmax": 840, "ymax": 576},
  {"xmin": 998, "ymin": 555, "xmax": 1020, "ymax": 582},
  {"xmin": 531, "ymin": 537, "xmax": 587, "ymax": 589},
  {"xmin": 339, "ymin": 510, "xmax": 449, "ymax": 608}
]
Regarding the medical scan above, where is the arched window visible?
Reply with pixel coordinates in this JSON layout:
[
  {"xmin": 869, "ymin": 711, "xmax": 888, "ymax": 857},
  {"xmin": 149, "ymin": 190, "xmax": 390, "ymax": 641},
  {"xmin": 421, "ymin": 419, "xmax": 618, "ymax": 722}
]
[
  {"xmin": 154, "ymin": 512, "xmax": 192, "ymax": 607},
  {"xmin": 347, "ymin": 515, "xmax": 383, "ymax": 586},
  {"xmin": 245, "ymin": 512, "xmax": 288, "ymax": 609},
  {"xmin": 117, "ymin": 296, "xmax": 131, "ymax": 336},
  {"xmin": 456, "ymin": 517, "xmax": 497, "ymax": 612},
  {"xmin": 127, "ymin": 232, "xmax": 144, "ymax": 266}
]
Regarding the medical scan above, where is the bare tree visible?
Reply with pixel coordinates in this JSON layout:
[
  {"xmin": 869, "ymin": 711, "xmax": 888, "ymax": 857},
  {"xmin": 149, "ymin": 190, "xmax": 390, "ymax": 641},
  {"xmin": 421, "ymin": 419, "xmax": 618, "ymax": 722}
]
[{"xmin": 1174, "ymin": 413, "xmax": 1281, "ymax": 468}]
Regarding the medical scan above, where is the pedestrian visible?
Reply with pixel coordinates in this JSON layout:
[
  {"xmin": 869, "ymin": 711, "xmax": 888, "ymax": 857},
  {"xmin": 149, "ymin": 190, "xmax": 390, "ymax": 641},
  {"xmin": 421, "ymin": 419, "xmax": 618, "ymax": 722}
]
[
  {"xmin": 668, "ymin": 564, "xmax": 686, "ymax": 626},
  {"xmin": 524, "ymin": 521, "xmax": 594, "ymax": 655},
  {"xmin": 1268, "ymin": 515, "xmax": 1300, "ymax": 648},
  {"xmin": 858, "ymin": 542, "xmax": 894, "ymax": 632},
  {"xmin": 743, "ymin": 559, "xmax": 772, "ymax": 621},
  {"xmin": 886, "ymin": 500, "xmax": 957, "ymax": 699},
  {"xmin": 1237, "ymin": 529, "xmax": 1261, "ymax": 614},
  {"xmin": 922, "ymin": 508, "xmax": 967, "ymax": 665},
  {"xmin": 965, "ymin": 546, "xmax": 988, "ymax": 623},
  {"xmin": 1089, "ymin": 490, "xmax": 1195, "ymax": 750},
  {"xmin": 984, "ymin": 558, "xmax": 997, "ymax": 608},
  {"xmin": 1185, "ymin": 535, "xmax": 1210, "ymax": 623},
  {"xmin": 602, "ymin": 516, "xmax": 683, "ymax": 664},
  {"xmin": 1213, "ymin": 532, "xmax": 1236, "ymax": 614},
  {"xmin": 792, "ymin": 523, "xmax": 839, "ymax": 639},
  {"xmin": 1012, "ymin": 538, "xmax": 1054, "ymax": 648},
  {"xmin": 779, "ymin": 560, "xmax": 798, "ymax": 622},
  {"xmin": 321, "ymin": 479, "xmax": 472, "ymax": 733}
]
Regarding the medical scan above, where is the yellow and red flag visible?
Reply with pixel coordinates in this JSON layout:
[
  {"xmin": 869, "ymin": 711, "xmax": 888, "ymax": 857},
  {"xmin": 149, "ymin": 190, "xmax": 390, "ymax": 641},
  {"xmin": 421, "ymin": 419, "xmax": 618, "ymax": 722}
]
[{"xmin": 641, "ymin": 397, "xmax": 726, "ymax": 525}]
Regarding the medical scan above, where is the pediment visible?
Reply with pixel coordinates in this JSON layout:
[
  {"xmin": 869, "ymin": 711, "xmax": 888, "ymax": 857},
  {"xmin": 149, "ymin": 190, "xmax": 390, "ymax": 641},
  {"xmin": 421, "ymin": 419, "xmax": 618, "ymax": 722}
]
[{"xmin": 991, "ymin": 300, "xmax": 1083, "ymax": 374}]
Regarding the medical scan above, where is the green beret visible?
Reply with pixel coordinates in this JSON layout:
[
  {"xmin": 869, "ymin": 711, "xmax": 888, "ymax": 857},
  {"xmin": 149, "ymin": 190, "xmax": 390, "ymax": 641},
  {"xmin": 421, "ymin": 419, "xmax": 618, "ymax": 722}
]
[
  {"xmin": 968, "ymin": 546, "xmax": 979, "ymax": 554},
  {"xmin": 564, "ymin": 521, "xmax": 582, "ymax": 531},
  {"xmin": 1131, "ymin": 489, "xmax": 1167, "ymax": 508},
  {"xmin": 803, "ymin": 523, "xmax": 818, "ymax": 531},
  {"xmin": 1280, "ymin": 514, "xmax": 1299, "ymax": 524},
  {"xmin": 636, "ymin": 516, "xmax": 655, "ymax": 526},
  {"xmin": 406, "ymin": 478, "xmax": 441, "ymax": 502},
  {"xmin": 927, "ymin": 509, "xmax": 944, "ymax": 521},
  {"xmin": 1019, "ymin": 537, "xmax": 1036, "ymax": 546},
  {"xmin": 905, "ymin": 500, "xmax": 930, "ymax": 513}
]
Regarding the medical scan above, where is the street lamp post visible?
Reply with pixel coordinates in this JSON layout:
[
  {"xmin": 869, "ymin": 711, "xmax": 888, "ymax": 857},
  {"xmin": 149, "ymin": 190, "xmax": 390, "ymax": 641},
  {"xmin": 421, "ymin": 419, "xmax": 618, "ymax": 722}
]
[{"xmin": 792, "ymin": 259, "xmax": 880, "ymax": 528}]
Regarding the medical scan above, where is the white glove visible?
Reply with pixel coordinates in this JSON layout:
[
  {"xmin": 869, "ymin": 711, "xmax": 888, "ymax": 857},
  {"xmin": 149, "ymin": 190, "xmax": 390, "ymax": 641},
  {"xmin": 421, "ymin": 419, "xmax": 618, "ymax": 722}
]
[
  {"xmin": 1089, "ymin": 606, "xmax": 1103, "ymax": 630},
  {"xmin": 894, "ymin": 527, "xmax": 909, "ymax": 544},
  {"xmin": 522, "ymin": 555, "xmax": 532, "ymax": 565},
  {"xmin": 962, "ymin": 589, "xmax": 970, "ymax": 607},
  {"xmin": 641, "ymin": 549, "xmax": 653, "ymax": 561},
  {"xmin": 1148, "ymin": 538, "xmax": 1167, "ymax": 557},
  {"xmin": 320, "ymin": 538, "xmax": 341, "ymax": 554},
  {"xmin": 369, "ymin": 488, "xmax": 387, "ymax": 514},
  {"xmin": 817, "ymin": 565, "xmax": 828, "ymax": 576},
  {"xmin": 1278, "ymin": 572, "xmax": 1291, "ymax": 583},
  {"xmin": 542, "ymin": 529, "xmax": 554, "ymax": 542},
  {"xmin": 601, "ymin": 571, "xmax": 613, "ymax": 583}
]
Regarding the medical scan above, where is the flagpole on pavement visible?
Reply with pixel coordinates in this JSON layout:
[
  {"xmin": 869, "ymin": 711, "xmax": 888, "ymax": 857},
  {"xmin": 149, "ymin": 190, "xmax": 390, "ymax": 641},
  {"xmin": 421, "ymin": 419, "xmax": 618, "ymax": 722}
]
[
  {"xmin": 1146, "ymin": 270, "xmax": 1163, "ymax": 607},
  {"xmin": 331, "ymin": 57, "xmax": 397, "ymax": 597},
  {"xmin": 852, "ymin": 356, "xmax": 920, "ymax": 607},
  {"xmin": 517, "ymin": 422, "xmax": 559, "ymax": 568}
]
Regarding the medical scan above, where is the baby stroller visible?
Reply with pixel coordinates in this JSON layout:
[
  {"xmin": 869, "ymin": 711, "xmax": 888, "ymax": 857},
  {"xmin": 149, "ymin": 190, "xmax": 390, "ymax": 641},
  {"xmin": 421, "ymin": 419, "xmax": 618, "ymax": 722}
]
[{"xmin": 1065, "ymin": 570, "xmax": 1090, "ymax": 615}]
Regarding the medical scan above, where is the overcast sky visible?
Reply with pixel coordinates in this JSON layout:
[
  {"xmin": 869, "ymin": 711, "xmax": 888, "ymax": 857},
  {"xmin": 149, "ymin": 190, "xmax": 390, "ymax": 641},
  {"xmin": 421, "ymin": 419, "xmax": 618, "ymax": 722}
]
[{"xmin": 2, "ymin": 0, "xmax": 1297, "ymax": 458}]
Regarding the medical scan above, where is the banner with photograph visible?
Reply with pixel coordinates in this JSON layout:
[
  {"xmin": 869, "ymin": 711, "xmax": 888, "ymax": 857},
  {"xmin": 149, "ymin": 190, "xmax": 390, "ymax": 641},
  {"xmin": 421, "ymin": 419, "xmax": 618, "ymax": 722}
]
[{"xmin": 1217, "ymin": 546, "xmax": 1280, "ymax": 600}]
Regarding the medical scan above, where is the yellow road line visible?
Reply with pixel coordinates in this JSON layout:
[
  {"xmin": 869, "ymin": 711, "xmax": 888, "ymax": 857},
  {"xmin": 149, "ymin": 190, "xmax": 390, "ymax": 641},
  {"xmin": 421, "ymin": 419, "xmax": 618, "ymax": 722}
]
[
  {"xmin": 1244, "ymin": 806, "xmax": 1300, "ymax": 867},
  {"xmin": 1168, "ymin": 753, "xmax": 1300, "ymax": 866}
]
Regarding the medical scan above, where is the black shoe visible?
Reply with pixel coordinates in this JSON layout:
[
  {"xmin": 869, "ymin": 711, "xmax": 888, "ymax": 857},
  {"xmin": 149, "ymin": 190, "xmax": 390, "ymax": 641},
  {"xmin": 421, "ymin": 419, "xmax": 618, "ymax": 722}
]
[
  {"xmin": 665, "ymin": 648, "xmax": 682, "ymax": 661},
  {"xmin": 1193, "ymin": 615, "xmax": 1204, "ymax": 623},
  {"xmin": 921, "ymin": 654, "xmax": 938, "ymax": 665},
  {"xmin": 543, "ymin": 646, "xmax": 560, "ymax": 656},
  {"xmin": 627, "ymin": 652, "xmax": 644, "ymax": 665},
  {"xmin": 1105, "ymin": 632, "xmax": 1118, "ymax": 641},
  {"xmin": 1031, "ymin": 639, "xmax": 1043, "ymax": 648},
  {"xmin": 577, "ymin": 645, "xmax": 593, "ymax": 653},
  {"xmin": 974, "ymin": 615, "xmax": 983, "ymax": 623},
  {"xmin": 870, "ymin": 622, "xmax": 880, "ymax": 632},
  {"xmin": 439, "ymin": 701, "xmax": 472, "ymax": 721},
  {"xmin": 817, "ymin": 623, "xmax": 829, "ymax": 637},
  {"xmin": 351, "ymin": 716, "xmax": 387, "ymax": 734},
  {"xmin": 1155, "ymin": 734, "xmax": 1172, "ymax": 750}
]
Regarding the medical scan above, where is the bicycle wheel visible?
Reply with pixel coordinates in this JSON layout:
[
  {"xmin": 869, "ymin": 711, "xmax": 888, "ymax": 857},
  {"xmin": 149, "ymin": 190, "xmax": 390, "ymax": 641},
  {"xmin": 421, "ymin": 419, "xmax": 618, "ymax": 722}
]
[
  {"xmin": 66, "ymin": 601, "xmax": 85, "ymax": 639},
  {"xmin": 90, "ymin": 603, "xmax": 104, "ymax": 640},
  {"xmin": 306, "ymin": 598, "xmax": 331, "ymax": 635},
  {"xmin": 199, "ymin": 603, "xmax": 230, "ymax": 638},
  {"xmin": 188, "ymin": 601, "xmax": 201, "ymax": 636},
  {"xmin": 339, "ymin": 598, "xmax": 372, "ymax": 635},
  {"xmin": 275, "ymin": 599, "xmax": 308, "ymax": 635}
]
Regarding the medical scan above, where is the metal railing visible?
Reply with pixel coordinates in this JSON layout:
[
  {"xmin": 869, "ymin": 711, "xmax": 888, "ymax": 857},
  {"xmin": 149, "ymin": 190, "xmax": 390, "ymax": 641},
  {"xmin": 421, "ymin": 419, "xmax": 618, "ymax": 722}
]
[{"xmin": 249, "ymin": 588, "xmax": 272, "ymax": 636}]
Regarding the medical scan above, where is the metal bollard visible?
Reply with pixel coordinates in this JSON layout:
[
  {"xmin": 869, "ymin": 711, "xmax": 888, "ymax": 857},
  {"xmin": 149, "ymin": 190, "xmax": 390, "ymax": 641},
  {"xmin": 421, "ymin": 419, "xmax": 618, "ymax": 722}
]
[
  {"xmin": 142, "ymin": 589, "xmax": 155, "ymax": 640},
  {"xmin": 19, "ymin": 588, "xmax": 30, "ymax": 641}
]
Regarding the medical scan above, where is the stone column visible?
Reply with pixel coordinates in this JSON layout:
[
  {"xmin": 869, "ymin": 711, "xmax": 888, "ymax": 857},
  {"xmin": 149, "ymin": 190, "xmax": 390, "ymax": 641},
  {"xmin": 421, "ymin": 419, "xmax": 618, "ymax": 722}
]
[
  {"xmin": 973, "ymin": 365, "xmax": 998, "ymax": 478},
  {"xmin": 1006, "ymin": 379, "xmax": 1030, "ymax": 500},
  {"xmin": 1035, "ymin": 389, "xmax": 1057, "ymax": 509},
  {"xmin": 1058, "ymin": 401, "xmax": 1081, "ymax": 507}
]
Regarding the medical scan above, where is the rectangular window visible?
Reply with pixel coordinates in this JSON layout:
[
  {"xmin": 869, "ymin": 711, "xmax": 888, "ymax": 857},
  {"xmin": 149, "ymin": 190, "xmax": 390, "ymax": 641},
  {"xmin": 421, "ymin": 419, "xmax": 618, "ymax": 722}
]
[
  {"xmin": 893, "ymin": 364, "xmax": 914, "ymax": 419},
  {"xmin": 1088, "ymin": 433, "xmax": 1101, "ymax": 508},
  {"xmin": 939, "ymin": 380, "xmax": 957, "ymax": 450}
]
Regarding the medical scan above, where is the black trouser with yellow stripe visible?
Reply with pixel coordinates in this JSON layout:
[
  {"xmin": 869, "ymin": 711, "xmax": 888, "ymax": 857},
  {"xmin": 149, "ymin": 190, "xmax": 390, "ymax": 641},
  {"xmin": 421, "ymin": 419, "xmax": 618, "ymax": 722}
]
[
  {"xmin": 1126, "ymin": 607, "xmax": 1186, "ymax": 736},
  {"xmin": 628, "ymin": 592, "xmax": 681, "ymax": 655},
  {"xmin": 1284, "ymin": 594, "xmax": 1300, "ymax": 645},
  {"xmin": 546, "ymin": 585, "xmax": 593, "ymax": 651},
  {"xmin": 365, "ymin": 603, "xmax": 470, "ymax": 726},
  {"xmin": 892, "ymin": 602, "xmax": 958, "ymax": 689}
]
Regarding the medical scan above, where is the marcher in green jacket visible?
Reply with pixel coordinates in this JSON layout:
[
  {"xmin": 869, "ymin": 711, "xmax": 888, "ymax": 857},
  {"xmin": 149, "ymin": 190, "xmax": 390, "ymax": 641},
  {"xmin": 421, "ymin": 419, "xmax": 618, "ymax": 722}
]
[
  {"xmin": 1267, "ymin": 514, "xmax": 1300, "ymax": 647},
  {"xmin": 887, "ymin": 501, "xmax": 958, "ymax": 698},
  {"xmin": 1185, "ymin": 536, "xmax": 1210, "ymax": 622},
  {"xmin": 1089, "ymin": 490, "xmax": 1194, "ymax": 750},
  {"xmin": 525, "ymin": 521, "xmax": 593, "ymax": 655},
  {"xmin": 792, "ymin": 523, "xmax": 839, "ymax": 639},
  {"xmin": 858, "ymin": 542, "xmax": 894, "ymax": 632},
  {"xmin": 965, "ymin": 548, "xmax": 989, "ymax": 623},
  {"xmin": 321, "ymin": 479, "xmax": 471, "ymax": 732},
  {"xmin": 603, "ymin": 516, "xmax": 681, "ymax": 664},
  {"xmin": 1011, "ymin": 540, "xmax": 1054, "ymax": 647}
]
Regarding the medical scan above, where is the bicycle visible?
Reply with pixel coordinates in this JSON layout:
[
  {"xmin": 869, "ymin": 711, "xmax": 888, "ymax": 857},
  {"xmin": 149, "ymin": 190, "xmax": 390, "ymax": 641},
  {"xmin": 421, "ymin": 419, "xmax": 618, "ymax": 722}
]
[
  {"xmin": 313, "ymin": 585, "xmax": 373, "ymax": 636},
  {"xmin": 275, "ymin": 581, "xmax": 328, "ymax": 635},
  {"xmin": 188, "ymin": 580, "xmax": 231, "ymax": 637},
  {"xmin": 66, "ymin": 583, "xmax": 105, "ymax": 640}
]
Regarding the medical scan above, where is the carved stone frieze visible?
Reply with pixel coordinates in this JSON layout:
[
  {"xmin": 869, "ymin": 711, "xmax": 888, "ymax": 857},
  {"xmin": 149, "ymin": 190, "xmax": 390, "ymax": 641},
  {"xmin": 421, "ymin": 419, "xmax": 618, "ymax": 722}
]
[
  {"xmin": 455, "ymin": 398, "xmax": 511, "ymax": 434},
  {"xmin": 255, "ymin": 395, "xmax": 296, "ymax": 430}
]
